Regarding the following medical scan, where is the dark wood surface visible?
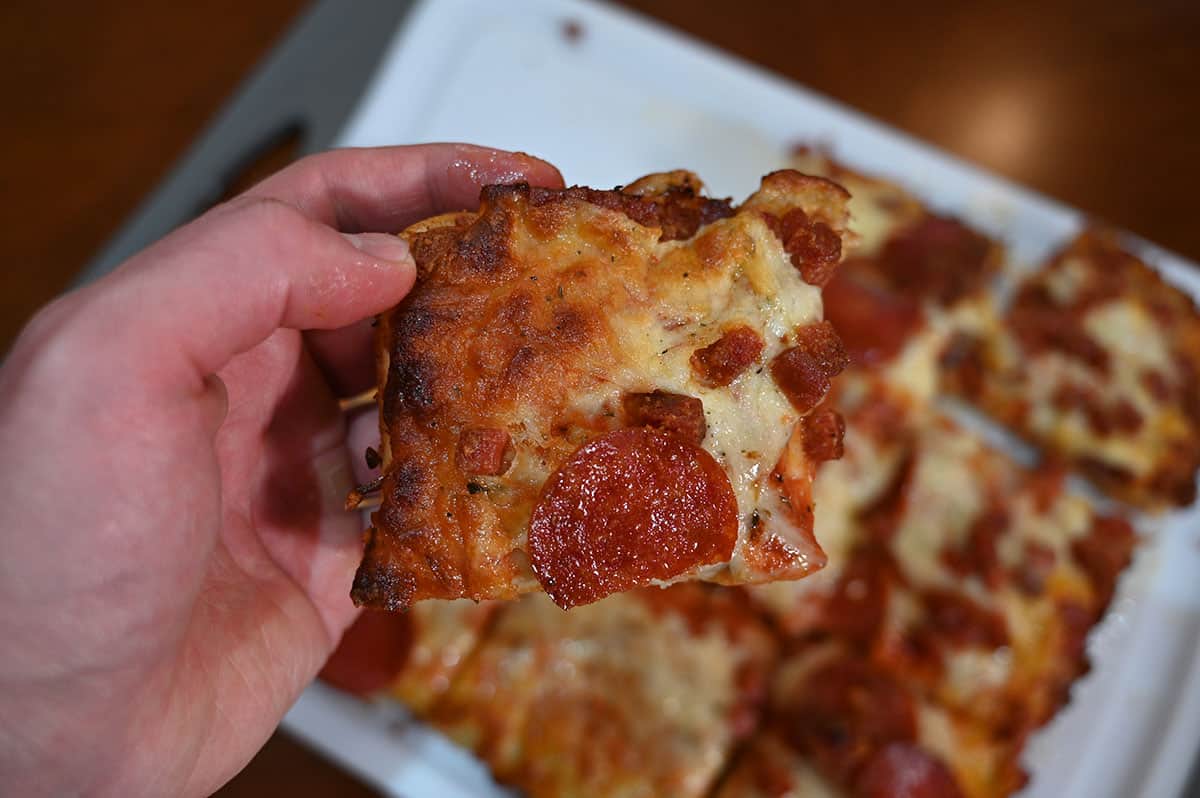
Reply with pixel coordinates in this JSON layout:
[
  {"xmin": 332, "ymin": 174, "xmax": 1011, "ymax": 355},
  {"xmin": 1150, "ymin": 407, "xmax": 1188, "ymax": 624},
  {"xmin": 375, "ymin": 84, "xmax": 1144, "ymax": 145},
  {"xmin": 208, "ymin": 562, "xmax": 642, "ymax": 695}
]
[{"xmin": 3, "ymin": 2, "xmax": 1197, "ymax": 796}]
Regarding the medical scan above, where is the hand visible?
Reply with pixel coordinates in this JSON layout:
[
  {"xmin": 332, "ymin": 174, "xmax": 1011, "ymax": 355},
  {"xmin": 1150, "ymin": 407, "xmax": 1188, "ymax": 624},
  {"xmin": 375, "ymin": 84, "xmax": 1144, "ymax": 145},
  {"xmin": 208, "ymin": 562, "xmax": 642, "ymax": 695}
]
[{"xmin": 0, "ymin": 144, "xmax": 563, "ymax": 797}]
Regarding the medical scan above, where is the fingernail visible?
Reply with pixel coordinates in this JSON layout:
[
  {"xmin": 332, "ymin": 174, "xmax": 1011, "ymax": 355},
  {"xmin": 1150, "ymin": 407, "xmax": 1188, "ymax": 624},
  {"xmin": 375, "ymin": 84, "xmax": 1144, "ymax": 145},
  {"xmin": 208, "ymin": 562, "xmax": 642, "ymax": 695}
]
[{"xmin": 345, "ymin": 232, "xmax": 411, "ymax": 263}]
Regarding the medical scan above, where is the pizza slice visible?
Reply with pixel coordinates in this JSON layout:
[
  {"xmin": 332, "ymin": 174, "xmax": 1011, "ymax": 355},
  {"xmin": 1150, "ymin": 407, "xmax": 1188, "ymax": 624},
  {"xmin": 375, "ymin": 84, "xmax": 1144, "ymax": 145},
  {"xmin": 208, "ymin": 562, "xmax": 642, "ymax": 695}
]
[
  {"xmin": 942, "ymin": 231, "xmax": 1200, "ymax": 509},
  {"xmin": 352, "ymin": 169, "xmax": 855, "ymax": 609},
  {"xmin": 422, "ymin": 585, "xmax": 777, "ymax": 798},
  {"xmin": 752, "ymin": 392, "xmax": 1136, "ymax": 736},
  {"xmin": 714, "ymin": 641, "xmax": 1025, "ymax": 798}
]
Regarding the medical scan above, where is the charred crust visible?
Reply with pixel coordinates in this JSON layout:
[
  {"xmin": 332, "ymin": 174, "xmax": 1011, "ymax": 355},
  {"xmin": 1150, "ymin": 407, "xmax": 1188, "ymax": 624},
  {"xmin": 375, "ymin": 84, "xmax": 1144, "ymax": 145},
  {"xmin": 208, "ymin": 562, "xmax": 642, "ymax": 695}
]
[
  {"xmin": 527, "ymin": 182, "xmax": 734, "ymax": 241},
  {"xmin": 351, "ymin": 532, "xmax": 417, "ymax": 610},
  {"xmin": 383, "ymin": 355, "xmax": 438, "ymax": 417},
  {"xmin": 380, "ymin": 463, "xmax": 432, "ymax": 530},
  {"xmin": 457, "ymin": 207, "xmax": 517, "ymax": 276}
]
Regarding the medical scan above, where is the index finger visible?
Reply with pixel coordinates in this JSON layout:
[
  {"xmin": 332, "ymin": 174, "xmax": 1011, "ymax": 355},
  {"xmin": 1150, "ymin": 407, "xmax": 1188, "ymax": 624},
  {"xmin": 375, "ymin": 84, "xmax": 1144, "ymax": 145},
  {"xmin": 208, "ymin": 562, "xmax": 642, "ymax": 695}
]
[{"xmin": 244, "ymin": 143, "xmax": 566, "ymax": 233}]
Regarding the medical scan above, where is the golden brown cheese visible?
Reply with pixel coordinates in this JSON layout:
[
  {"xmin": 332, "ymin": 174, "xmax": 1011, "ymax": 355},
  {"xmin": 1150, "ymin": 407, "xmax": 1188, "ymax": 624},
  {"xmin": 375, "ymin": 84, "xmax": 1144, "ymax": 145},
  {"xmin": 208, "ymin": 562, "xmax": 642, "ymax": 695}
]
[
  {"xmin": 425, "ymin": 586, "xmax": 776, "ymax": 798},
  {"xmin": 355, "ymin": 170, "xmax": 854, "ymax": 609}
]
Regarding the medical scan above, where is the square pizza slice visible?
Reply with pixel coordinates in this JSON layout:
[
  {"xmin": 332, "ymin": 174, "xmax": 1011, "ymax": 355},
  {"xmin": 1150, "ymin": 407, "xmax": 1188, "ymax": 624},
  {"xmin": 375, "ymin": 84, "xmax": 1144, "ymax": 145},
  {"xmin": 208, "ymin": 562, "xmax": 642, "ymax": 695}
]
[
  {"xmin": 753, "ymin": 381, "xmax": 1136, "ymax": 737},
  {"xmin": 941, "ymin": 230, "xmax": 1200, "ymax": 509},
  {"xmin": 422, "ymin": 585, "xmax": 777, "ymax": 798},
  {"xmin": 352, "ymin": 169, "xmax": 856, "ymax": 609},
  {"xmin": 714, "ymin": 641, "xmax": 1025, "ymax": 798}
]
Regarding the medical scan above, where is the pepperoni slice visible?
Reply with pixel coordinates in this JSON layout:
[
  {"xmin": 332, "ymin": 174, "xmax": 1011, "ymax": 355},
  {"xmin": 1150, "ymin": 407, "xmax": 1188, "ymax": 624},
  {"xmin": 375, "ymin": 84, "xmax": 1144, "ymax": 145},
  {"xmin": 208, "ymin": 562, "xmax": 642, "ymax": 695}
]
[
  {"xmin": 770, "ymin": 321, "xmax": 849, "ymax": 413},
  {"xmin": 318, "ymin": 610, "xmax": 413, "ymax": 696},
  {"xmin": 691, "ymin": 325, "xmax": 765, "ymax": 387},
  {"xmin": 853, "ymin": 743, "xmax": 966, "ymax": 798},
  {"xmin": 824, "ymin": 267, "xmax": 924, "ymax": 368},
  {"xmin": 527, "ymin": 428, "xmax": 738, "ymax": 608},
  {"xmin": 622, "ymin": 390, "xmax": 707, "ymax": 444},
  {"xmin": 456, "ymin": 427, "xmax": 513, "ymax": 475}
]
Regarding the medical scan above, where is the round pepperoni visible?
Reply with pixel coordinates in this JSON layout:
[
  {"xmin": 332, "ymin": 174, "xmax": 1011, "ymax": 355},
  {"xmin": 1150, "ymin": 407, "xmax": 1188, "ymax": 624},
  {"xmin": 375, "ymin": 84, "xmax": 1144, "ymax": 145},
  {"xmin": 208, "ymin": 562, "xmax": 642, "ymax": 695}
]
[
  {"xmin": 527, "ymin": 427, "xmax": 738, "ymax": 608},
  {"xmin": 318, "ymin": 610, "xmax": 413, "ymax": 696},
  {"xmin": 853, "ymin": 743, "xmax": 965, "ymax": 798},
  {"xmin": 823, "ymin": 267, "xmax": 923, "ymax": 368}
]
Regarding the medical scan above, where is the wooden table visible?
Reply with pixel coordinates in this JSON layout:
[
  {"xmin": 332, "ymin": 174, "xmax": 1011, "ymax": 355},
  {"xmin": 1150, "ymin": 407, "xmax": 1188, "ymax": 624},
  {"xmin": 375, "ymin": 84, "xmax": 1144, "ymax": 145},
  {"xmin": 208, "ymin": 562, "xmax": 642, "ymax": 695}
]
[{"xmin": 2, "ymin": 2, "xmax": 1196, "ymax": 795}]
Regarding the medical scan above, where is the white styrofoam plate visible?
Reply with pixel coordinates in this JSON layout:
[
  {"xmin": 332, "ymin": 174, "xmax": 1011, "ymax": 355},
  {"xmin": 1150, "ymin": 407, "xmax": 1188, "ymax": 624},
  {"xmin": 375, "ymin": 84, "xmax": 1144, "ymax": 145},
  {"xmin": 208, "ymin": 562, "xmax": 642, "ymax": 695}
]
[{"xmin": 282, "ymin": 1, "xmax": 1200, "ymax": 796}]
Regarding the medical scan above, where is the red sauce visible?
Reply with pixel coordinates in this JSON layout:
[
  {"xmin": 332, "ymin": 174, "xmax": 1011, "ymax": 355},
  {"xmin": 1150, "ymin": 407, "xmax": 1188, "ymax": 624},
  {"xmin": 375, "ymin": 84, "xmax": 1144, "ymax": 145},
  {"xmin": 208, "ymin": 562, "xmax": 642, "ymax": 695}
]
[
  {"xmin": 819, "ymin": 546, "xmax": 897, "ymax": 647},
  {"xmin": 859, "ymin": 453, "xmax": 918, "ymax": 544},
  {"xmin": 920, "ymin": 589, "xmax": 1009, "ymax": 649},
  {"xmin": 1010, "ymin": 285, "xmax": 1110, "ymax": 373},
  {"xmin": 938, "ymin": 331, "xmax": 986, "ymax": 398}
]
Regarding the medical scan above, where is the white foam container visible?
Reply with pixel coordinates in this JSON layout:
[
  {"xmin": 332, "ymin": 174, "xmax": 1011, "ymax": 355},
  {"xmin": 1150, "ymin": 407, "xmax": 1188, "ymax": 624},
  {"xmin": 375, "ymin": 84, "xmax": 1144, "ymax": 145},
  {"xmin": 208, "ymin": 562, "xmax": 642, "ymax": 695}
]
[{"xmin": 281, "ymin": 1, "xmax": 1200, "ymax": 795}]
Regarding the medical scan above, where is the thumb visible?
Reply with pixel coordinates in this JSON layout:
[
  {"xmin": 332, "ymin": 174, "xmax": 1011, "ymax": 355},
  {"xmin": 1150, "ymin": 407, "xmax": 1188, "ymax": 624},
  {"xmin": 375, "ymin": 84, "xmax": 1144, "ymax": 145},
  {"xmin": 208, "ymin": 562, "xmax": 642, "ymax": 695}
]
[
  {"xmin": 342, "ymin": 231, "xmax": 413, "ymax": 264},
  {"xmin": 85, "ymin": 197, "xmax": 416, "ymax": 396}
]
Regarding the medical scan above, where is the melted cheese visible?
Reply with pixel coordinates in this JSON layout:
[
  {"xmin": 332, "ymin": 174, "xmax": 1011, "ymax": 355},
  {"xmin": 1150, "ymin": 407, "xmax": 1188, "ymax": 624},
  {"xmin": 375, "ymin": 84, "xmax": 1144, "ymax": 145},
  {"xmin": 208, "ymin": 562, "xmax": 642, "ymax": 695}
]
[
  {"xmin": 891, "ymin": 426, "xmax": 987, "ymax": 588},
  {"xmin": 435, "ymin": 590, "xmax": 769, "ymax": 798}
]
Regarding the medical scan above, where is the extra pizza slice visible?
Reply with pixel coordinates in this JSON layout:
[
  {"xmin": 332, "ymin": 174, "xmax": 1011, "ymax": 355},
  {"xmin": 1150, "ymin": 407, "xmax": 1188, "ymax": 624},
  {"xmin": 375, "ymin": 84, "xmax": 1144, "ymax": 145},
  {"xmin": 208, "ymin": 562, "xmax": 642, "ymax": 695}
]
[
  {"xmin": 351, "ymin": 170, "xmax": 855, "ymax": 609},
  {"xmin": 423, "ymin": 585, "xmax": 777, "ymax": 798},
  {"xmin": 942, "ymin": 231, "xmax": 1200, "ymax": 509},
  {"xmin": 752, "ymin": 380, "xmax": 1136, "ymax": 738}
]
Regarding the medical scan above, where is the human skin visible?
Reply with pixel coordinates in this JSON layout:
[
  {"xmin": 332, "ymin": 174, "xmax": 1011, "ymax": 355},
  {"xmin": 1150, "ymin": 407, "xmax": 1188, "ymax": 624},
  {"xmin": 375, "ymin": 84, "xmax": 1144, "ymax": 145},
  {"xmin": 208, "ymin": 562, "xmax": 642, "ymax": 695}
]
[{"xmin": 0, "ymin": 144, "xmax": 563, "ymax": 797}]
